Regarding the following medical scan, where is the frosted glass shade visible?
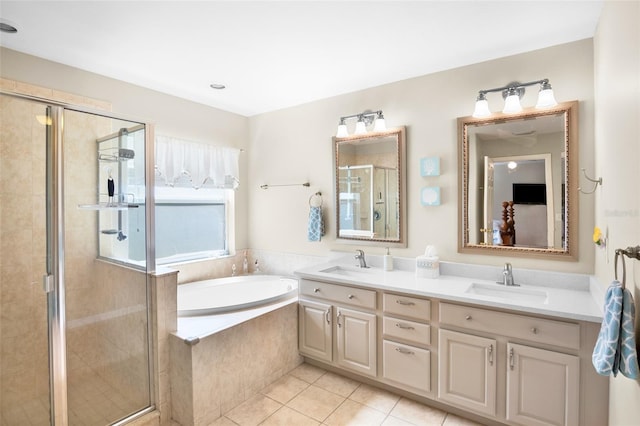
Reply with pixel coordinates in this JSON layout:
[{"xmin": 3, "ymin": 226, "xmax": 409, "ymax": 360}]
[
  {"xmin": 473, "ymin": 99, "xmax": 491, "ymax": 117},
  {"xmin": 336, "ymin": 124, "xmax": 349, "ymax": 138},
  {"xmin": 536, "ymin": 88, "xmax": 558, "ymax": 108},
  {"xmin": 354, "ymin": 120, "xmax": 367, "ymax": 134},
  {"xmin": 502, "ymin": 94, "xmax": 522, "ymax": 114},
  {"xmin": 373, "ymin": 117, "xmax": 386, "ymax": 132}
]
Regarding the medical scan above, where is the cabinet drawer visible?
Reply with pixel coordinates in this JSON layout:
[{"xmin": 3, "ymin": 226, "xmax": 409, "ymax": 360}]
[
  {"xmin": 383, "ymin": 293, "xmax": 431, "ymax": 321},
  {"xmin": 439, "ymin": 303, "xmax": 580, "ymax": 350},
  {"xmin": 383, "ymin": 316, "xmax": 431, "ymax": 346},
  {"xmin": 300, "ymin": 279, "xmax": 376, "ymax": 310},
  {"xmin": 383, "ymin": 340, "xmax": 431, "ymax": 393}
]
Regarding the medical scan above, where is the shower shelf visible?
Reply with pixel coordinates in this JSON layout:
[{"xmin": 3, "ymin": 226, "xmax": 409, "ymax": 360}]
[{"xmin": 78, "ymin": 203, "xmax": 139, "ymax": 210}]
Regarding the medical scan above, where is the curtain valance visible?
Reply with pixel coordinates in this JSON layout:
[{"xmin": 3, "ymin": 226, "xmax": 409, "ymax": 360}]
[{"xmin": 155, "ymin": 135, "xmax": 240, "ymax": 189}]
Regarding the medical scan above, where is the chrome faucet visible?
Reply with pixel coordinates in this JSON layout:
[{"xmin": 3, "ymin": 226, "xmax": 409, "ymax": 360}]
[
  {"xmin": 355, "ymin": 249, "xmax": 369, "ymax": 268},
  {"xmin": 500, "ymin": 262, "xmax": 518, "ymax": 286}
]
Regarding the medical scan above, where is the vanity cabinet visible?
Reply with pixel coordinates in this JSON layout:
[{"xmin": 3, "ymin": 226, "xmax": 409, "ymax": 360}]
[
  {"xmin": 297, "ymin": 277, "xmax": 607, "ymax": 426},
  {"xmin": 439, "ymin": 302, "xmax": 580, "ymax": 426},
  {"xmin": 298, "ymin": 279, "xmax": 377, "ymax": 377}
]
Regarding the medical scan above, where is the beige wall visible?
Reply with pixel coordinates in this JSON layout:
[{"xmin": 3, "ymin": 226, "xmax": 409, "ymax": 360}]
[
  {"xmin": 247, "ymin": 39, "xmax": 595, "ymax": 273},
  {"xmin": 0, "ymin": 47, "xmax": 251, "ymax": 252},
  {"xmin": 593, "ymin": 1, "xmax": 640, "ymax": 424}
]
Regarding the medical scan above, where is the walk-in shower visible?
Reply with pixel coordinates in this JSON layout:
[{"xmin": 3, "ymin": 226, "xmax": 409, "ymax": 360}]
[{"xmin": 0, "ymin": 92, "xmax": 155, "ymax": 425}]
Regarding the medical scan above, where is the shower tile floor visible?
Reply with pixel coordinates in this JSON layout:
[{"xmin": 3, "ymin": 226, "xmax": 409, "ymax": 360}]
[{"xmin": 208, "ymin": 363, "xmax": 485, "ymax": 426}]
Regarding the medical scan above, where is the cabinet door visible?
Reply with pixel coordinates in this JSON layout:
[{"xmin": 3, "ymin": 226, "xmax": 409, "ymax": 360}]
[
  {"xmin": 336, "ymin": 307, "xmax": 377, "ymax": 377},
  {"xmin": 438, "ymin": 329, "xmax": 497, "ymax": 416},
  {"xmin": 299, "ymin": 300, "xmax": 332, "ymax": 362},
  {"xmin": 507, "ymin": 343, "xmax": 579, "ymax": 426}
]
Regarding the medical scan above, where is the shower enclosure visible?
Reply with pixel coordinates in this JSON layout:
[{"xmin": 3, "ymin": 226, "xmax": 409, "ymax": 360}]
[{"xmin": 0, "ymin": 92, "xmax": 155, "ymax": 425}]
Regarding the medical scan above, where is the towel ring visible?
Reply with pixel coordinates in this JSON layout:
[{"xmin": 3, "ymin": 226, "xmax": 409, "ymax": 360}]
[
  {"xmin": 309, "ymin": 192, "xmax": 322, "ymax": 208},
  {"xmin": 615, "ymin": 249, "xmax": 627, "ymax": 288}
]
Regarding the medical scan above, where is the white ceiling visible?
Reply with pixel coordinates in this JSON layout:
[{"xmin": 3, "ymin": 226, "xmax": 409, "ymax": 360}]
[{"xmin": 0, "ymin": 1, "xmax": 603, "ymax": 117}]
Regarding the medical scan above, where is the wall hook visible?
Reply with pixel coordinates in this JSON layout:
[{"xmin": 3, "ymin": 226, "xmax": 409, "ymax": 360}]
[{"xmin": 578, "ymin": 168, "xmax": 602, "ymax": 194}]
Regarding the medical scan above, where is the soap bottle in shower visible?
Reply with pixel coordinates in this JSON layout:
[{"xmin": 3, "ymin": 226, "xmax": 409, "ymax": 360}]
[{"xmin": 242, "ymin": 251, "xmax": 249, "ymax": 275}]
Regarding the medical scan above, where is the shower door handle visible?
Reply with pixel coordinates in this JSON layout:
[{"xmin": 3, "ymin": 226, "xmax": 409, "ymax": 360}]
[{"xmin": 42, "ymin": 274, "xmax": 54, "ymax": 293}]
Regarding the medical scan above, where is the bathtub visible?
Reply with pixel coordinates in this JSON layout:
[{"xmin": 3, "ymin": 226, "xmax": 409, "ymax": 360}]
[{"xmin": 177, "ymin": 275, "xmax": 298, "ymax": 317}]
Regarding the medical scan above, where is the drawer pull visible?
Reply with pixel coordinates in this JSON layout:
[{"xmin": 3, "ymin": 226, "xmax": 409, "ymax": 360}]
[
  {"xmin": 465, "ymin": 315, "xmax": 472, "ymax": 321},
  {"xmin": 531, "ymin": 327, "xmax": 538, "ymax": 334},
  {"xmin": 395, "ymin": 323, "xmax": 415, "ymax": 330},
  {"xmin": 396, "ymin": 299, "xmax": 415, "ymax": 306},
  {"xmin": 336, "ymin": 310, "xmax": 342, "ymax": 328},
  {"xmin": 325, "ymin": 309, "xmax": 331, "ymax": 324},
  {"xmin": 314, "ymin": 288, "xmax": 320, "ymax": 293},
  {"xmin": 348, "ymin": 294, "xmax": 355, "ymax": 300},
  {"xmin": 509, "ymin": 347, "xmax": 515, "ymax": 370},
  {"xmin": 395, "ymin": 347, "xmax": 414, "ymax": 355},
  {"xmin": 488, "ymin": 344, "xmax": 494, "ymax": 365}
]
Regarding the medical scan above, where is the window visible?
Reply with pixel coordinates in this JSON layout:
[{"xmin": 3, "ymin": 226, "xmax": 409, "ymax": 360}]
[
  {"xmin": 154, "ymin": 136, "xmax": 240, "ymax": 265},
  {"xmin": 155, "ymin": 185, "xmax": 234, "ymax": 264}
]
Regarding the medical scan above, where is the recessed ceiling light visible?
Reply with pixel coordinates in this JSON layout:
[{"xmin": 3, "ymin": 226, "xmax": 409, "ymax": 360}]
[
  {"xmin": 0, "ymin": 21, "xmax": 18, "ymax": 33},
  {"xmin": 210, "ymin": 83, "xmax": 226, "ymax": 90}
]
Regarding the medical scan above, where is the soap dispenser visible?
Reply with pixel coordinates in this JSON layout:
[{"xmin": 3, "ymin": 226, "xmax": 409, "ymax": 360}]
[{"xmin": 383, "ymin": 247, "xmax": 394, "ymax": 271}]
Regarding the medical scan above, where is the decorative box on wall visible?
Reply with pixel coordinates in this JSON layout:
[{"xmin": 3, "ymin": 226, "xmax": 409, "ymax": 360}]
[
  {"xmin": 421, "ymin": 187, "xmax": 441, "ymax": 206},
  {"xmin": 420, "ymin": 157, "xmax": 440, "ymax": 177}
]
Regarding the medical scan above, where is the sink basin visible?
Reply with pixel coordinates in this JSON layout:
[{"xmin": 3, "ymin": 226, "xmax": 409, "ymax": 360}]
[
  {"xmin": 319, "ymin": 265, "xmax": 375, "ymax": 277},
  {"xmin": 465, "ymin": 282, "xmax": 548, "ymax": 304}
]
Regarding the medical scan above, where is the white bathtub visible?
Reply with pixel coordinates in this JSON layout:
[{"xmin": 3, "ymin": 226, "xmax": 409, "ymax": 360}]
[{"xmin": 177, "ymin": 275, "xmax": 298, "ymax": 317}]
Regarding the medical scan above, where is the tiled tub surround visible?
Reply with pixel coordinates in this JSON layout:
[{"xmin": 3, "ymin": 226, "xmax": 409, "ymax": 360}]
[
  {"xmin": 295, "ymin": 254, "xmax": 609, "ymax": 426},
  {"xmin": 169, "ymin": 301, "xmax": 302, "ymax": 426}
]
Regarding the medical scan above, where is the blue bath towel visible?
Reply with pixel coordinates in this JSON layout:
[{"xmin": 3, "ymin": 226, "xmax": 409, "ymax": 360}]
[
  {"xmin": 308, "ymin": 206, "xmax": 324, "ymax": 242},
  {"xmin": 592, "ymin": 280, "xmax": 639, "ymax": 379}
]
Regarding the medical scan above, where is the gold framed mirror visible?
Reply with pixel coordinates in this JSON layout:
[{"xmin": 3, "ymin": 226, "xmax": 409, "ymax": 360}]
[
  {"xmin": 458, "ymin": 101, "xmax": 578, "ymax": 260},
  {"xmin": 334, "ymin": 127, "xmax": 406, "ymax": 247}
]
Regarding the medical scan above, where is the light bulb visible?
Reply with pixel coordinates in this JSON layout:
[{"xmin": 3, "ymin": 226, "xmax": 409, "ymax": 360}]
[{"xmin": 507, "ymin": 161, "xmax": 518, "ymax": 170}]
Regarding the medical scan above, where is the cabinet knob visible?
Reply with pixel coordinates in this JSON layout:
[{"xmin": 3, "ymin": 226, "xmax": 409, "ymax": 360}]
[
  {"xmin": 348, "ymin": 294, "xmax": 354, "ymax": 299},
  {"xmin": 314, "ymin": 288, "xmax": 320, "ymax": 293},
  {"xmin": 531, "ymin": 327, "xmax": 538, "ymax": 334},
  {"xmin": 465, "ymin": 315, "xmax": 472, "ymax": 321}
]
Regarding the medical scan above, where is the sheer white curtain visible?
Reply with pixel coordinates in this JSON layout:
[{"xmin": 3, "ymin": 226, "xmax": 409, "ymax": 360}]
[{"xmin": 155, "ymin": 135, "xmax": 240, "ymax": 189}]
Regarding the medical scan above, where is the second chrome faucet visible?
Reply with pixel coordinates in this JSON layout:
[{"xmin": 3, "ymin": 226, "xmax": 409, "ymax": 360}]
[{"xmin": 499, "ymin": 262, "xmax": 518, "ymax": 286}]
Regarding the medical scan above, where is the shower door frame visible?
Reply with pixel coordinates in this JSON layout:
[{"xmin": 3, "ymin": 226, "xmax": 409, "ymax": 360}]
[{"xmin": 0, "ymin": 89, "xmax": 157, "ymax": 426}]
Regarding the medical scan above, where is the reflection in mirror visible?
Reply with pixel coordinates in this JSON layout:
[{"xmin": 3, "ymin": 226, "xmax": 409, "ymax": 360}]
[
  {"xmin": 458, "ymin": 101, "xmax": 578, "ymax": 259},
  {"xmin": 334, "ymin": 127, "xmax": 406, "ymax": 247}
]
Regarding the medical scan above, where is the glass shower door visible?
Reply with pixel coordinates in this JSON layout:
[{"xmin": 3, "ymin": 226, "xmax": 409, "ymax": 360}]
[
  {"xmin": 62, "ymin": 109, "xmax": 151, "ymax": 425},
  {"xmin": 0, "ymin": 95, "xmax": 52, "ymax": 425}
]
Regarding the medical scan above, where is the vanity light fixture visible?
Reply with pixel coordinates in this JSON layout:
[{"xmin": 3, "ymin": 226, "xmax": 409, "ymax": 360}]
[
  {"xmin": 335, "ymin": 110, "xmax": 386, "ymax": 137},
  {"xmin": 472, "ymin": 79, "xmax": 557, "ymax": 118}
]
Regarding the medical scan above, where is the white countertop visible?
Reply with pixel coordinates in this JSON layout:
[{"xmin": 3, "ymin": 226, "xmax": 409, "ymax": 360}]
[{"xmin": 295, "ymin": 257, "xmax": 604, "ymax": 323}]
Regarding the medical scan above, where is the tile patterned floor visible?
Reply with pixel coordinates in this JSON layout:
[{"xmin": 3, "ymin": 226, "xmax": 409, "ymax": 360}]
[{"xmin": 211, "ymin": 363, "xmax": 486, "ymax": 426}]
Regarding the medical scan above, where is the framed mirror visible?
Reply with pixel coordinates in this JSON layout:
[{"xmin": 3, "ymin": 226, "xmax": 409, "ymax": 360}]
[
  {"xmin": 334, "ymin": 127, "xmax": 406, "ymax": 247},
  {"xmin": 458, "ymin": 101, "xmax": 578, "ymax": 260}
]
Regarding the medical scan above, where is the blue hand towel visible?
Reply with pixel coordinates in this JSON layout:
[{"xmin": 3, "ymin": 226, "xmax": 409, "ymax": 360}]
[
  {"xmin": 618, "ymin": 287, "xmax": 639, "ymax": 379},
  {"xmin": 308, "ymin": 206, "xmax": 324, "ymax": 242},
  {"xmin": 592, "ymin": 281, "xmax": 640, "ymax": 379}
]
